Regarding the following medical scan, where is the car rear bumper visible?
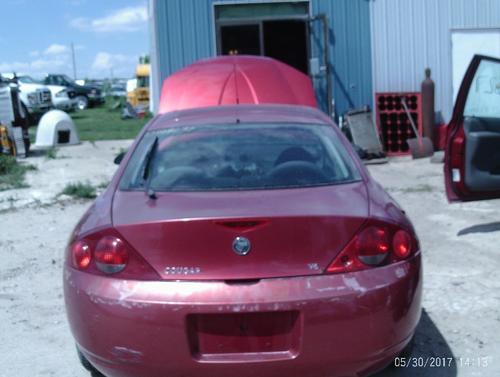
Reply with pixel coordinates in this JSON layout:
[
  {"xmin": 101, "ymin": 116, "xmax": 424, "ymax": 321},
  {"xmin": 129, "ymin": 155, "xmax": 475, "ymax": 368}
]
[{"xmin": 64, "ymin": 253, "xmax": 422, "ymax": 377}]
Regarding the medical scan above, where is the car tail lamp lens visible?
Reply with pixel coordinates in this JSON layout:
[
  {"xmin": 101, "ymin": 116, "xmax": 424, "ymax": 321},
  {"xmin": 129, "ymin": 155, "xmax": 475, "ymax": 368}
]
[
  {"xmin": 393, "ymin": 230, "xmax": 412, "ymax": 259},
  {"xmin": 95, "ymin": 236, "xmax": 129, "ymax": 274},
  {"xmin": 326, "ymin": 221, "xmax": 417, "ymax": 274},
  {"xmin": 356, "ymin": 226, "xmax": 390, "ymax": 265},
  {"xmin": 66, "ymin": 229, "xmax": 160, "ymax": 279},
  {"xmin": 71, "ymin": 241, "xmax": 91, "ymax": 269}
]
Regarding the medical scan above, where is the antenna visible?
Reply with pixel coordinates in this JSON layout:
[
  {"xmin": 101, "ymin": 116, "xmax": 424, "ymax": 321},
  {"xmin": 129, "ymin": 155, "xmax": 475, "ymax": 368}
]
[{"xmin": 71, "ymin": 42, "xmax": 77, "ymax": 80}]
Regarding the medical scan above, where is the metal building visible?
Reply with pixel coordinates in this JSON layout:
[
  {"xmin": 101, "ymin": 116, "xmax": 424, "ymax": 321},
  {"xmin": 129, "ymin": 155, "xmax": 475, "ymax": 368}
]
[
  {"xmin": 370, "ymin": 0, "xmax": 500, "ymax": 123},
  {"xmin": 149, "ymin": 0, "xmax": 372, "ymax": 118},
  {"xmin": 150, "ymin": 0, "xmax": 500, "ymax": 125}
]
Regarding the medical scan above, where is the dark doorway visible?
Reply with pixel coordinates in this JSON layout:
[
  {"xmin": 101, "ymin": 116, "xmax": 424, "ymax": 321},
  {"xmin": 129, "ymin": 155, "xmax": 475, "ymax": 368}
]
[
  {"xmin": 263, "ymin": 20, "xmax": 308, "ymax": 73},
  {"xmin": 220, "ymin": 24, "xmax": 260, "ymax": 56}
]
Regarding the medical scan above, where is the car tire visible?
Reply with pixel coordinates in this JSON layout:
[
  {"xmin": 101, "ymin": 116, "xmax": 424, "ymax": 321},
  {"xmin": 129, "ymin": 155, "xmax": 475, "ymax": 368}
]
[
  {"xmin": 77, "ymin": 347, "xmax": 106, "ymax": 377},
  {"xmin": 76, "ymin": 96, "xmax": 89, "ymax": 110},
  {"xmin": 389, "ymin": 335, "xmax": 415, "ymax": 369}
]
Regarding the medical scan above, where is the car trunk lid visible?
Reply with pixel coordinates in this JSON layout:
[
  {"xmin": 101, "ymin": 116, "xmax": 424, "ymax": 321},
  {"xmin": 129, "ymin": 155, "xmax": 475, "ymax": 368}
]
[{"xmin": 112, "ymin": 182, "xmax": 368, "ymax": 280}]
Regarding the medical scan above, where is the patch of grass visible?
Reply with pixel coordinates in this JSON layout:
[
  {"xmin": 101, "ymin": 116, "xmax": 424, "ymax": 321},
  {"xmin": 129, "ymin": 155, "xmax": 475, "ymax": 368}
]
[
  {"xmin": 61, "ymin": 181, "xmax": 97, "ymax": 199},
  {"xmin": 0, "ymin": 155, "xmax": 36, "ymax": 191},
  {"xmin": 45, "ymin": 147, "xmax": 58, "ymax": 159},
  {"xmin": 70, "ymin": 99, "xmax": 151, "ymax": 141},
  {"xmin": 97, "ymin": 181, "xmax": 110, "ymax": 189},
  {"xmin": 400, "ymin": 184, "xmax": 434, "ymax": 193}
]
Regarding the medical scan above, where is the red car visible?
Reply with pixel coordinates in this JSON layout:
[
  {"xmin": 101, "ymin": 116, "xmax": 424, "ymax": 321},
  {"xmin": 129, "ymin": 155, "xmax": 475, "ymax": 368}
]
[
  {"xmin": 445, "ymin": 54, "xmax": 500, "ymax": 201},
  {"xmin": 64, "ymin": 57, "xmax": 422, "ymax": 377}
]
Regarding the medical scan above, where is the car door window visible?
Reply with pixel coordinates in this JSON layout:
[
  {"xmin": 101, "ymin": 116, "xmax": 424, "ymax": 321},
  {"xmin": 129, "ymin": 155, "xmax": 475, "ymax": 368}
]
[{"xmin": 464, "ymin": 59, "xmax": 500, "ymax": 119}]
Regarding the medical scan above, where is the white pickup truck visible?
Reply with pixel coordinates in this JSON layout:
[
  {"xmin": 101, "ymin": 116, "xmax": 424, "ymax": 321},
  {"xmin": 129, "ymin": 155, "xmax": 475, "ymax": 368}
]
[
  {"xmin": 1, "ymin": 73, "xmax": 53, "ymax": 123},
  {"xmin": 16, "ymin": 75, "xmax": 77, "ymax": 112}
]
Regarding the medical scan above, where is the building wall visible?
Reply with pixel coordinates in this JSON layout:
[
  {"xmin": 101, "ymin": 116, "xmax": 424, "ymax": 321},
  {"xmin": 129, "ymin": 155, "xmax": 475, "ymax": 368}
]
[
  {"xmin": 370, "ymin": 0, "xmax": 500, "ymax": 124},
  {"xmin": 150, "ymin": 0, "xmax": 373, "ymax": 117}
]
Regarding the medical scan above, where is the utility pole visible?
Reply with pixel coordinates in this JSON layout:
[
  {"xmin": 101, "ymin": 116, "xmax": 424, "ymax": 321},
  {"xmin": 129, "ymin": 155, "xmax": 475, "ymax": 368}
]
[{"xmin": 71, "ymin": 42, "xmax": 77, "ymax": 80}]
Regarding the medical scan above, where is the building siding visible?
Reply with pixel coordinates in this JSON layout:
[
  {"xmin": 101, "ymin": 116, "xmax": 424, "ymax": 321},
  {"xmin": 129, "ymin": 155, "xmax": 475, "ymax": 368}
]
[
  {"xmin": 151, "ymin": 0, "xmax": 372, "ymax": 118},
  {"xmin": 370, "ymin": 0, "xmax": 500, "ymax": 123}
]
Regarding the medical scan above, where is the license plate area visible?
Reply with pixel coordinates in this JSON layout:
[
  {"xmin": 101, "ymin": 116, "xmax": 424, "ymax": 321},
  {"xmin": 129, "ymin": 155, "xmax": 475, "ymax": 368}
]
[{"xmin": 187, "ymin": 311, "xmax": 301, "ymax": 362}]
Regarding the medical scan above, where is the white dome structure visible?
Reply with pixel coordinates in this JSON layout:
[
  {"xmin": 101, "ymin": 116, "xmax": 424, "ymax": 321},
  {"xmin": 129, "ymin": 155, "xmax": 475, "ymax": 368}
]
[{"xmin": 35, "ymin": 110, "xmax": 79, "ymax": 148}]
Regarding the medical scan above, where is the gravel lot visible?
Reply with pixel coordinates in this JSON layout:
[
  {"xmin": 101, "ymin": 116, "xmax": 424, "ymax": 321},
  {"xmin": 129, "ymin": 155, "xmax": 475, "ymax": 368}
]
[{"xmin": 0, "ymin": 141, "xmax": 499, "ymax": 377}]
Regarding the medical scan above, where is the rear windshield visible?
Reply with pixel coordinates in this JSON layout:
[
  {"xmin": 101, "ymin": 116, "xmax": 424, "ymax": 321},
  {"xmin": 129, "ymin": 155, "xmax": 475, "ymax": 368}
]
[{"xmin": 119, "ymin": 123, "xmax": 361, "ymax": 192}]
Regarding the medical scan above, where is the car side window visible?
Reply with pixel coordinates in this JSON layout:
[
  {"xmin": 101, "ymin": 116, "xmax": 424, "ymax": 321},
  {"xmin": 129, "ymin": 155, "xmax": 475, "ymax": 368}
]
[{"xmin": 464, "ymin": 59, "xmax": 500, "ymax": 118}]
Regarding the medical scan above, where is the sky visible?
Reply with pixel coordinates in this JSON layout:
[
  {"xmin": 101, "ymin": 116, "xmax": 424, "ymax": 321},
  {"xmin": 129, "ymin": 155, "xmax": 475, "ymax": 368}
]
[{"xmin": 0, "ymin": 0, "xmax": 148, "ymax": 80}]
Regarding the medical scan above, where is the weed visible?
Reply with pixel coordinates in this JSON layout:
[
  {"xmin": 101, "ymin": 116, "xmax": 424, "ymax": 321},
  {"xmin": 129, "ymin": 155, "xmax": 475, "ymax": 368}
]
[
  {"xmin": 60, "ymin": 181, "xmax": 97, "ymax": 199},
  {"xmin": 400, "ymin": 184, "xmax": 434, "ymax": 193},
  {"xmin": 46, "ymin": 147, "xmax": 58, "ymax": 159},
  {"xmin": 0, "ymin": 155, "xmax": 36, "ymax": 190}
]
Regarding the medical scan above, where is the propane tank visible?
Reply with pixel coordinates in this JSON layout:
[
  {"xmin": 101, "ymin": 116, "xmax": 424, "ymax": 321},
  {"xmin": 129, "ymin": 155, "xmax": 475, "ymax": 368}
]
[{"xmin": 421, "ymin": 68, "xmax": 435, "ymax": 142}]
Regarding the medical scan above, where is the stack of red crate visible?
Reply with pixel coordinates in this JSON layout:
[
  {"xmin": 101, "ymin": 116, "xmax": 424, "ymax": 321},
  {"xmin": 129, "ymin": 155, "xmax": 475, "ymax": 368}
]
[{"xmin": 375, "ymin": 92, "xmax": 423, "ymax": 156}]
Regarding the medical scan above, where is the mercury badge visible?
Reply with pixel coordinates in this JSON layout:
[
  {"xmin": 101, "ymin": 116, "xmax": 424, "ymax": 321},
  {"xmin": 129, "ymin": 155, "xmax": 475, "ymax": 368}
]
[{"xmin": 232, "ymin": 236, "xmax": 251, "ymax": 256}]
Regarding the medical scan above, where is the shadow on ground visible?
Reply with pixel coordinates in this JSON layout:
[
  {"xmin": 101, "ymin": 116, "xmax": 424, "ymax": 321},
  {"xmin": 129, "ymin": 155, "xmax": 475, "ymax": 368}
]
[
  {"xmin": 374, "ymin": 309, "xmax": 457, "ymax": 377},
  {"xmin": 457, "ymin": 221, "xmax": 500, "ymax": 236}
]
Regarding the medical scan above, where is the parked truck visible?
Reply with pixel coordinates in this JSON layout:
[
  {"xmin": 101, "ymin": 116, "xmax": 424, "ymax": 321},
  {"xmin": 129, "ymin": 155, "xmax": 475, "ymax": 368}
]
[
  {"xmin": 1, "ymin": 72, "xmax": 52, "ymax": 125},
  {"xmin": 127, "ymin": 63, "xmax": 150, "ymax": 108},
  {"xmin": 0, "ymin": 75, "xmax": 31, "ymax": 154},
  {"xmin": 42, "ymin": 74, "xmax": 104, "ymax": 110}
]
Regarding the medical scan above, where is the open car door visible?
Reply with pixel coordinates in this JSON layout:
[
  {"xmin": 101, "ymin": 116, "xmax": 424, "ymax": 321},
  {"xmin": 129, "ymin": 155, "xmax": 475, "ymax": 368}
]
[{"xmin": 445, "ymin": 55, "xmax": 500, "ymax": 202}]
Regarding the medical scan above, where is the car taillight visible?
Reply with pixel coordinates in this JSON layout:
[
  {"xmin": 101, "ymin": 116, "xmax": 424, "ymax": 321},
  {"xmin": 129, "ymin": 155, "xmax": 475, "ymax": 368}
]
[
  {"xmin": 95, "ymin": 236, "xmax": 129, "ymax": 274},
  {"xmin": 71, "ymin": 241, "xmax": 91, "ymax": 269},
  {"xmin": 326, "ymin": 220, "xmax": 417, "ymax": 274},
  {"xmin": 393, "ymin": 230, "xmax": 412, "ymax": 259},
  {"xmin": 66, "ymin": 228, "xmax": 160, "ymax": 280}
]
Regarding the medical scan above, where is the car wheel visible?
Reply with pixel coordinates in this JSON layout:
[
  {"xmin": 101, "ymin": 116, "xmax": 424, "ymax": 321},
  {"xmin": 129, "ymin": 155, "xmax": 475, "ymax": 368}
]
[
  {"xmin": 77, "ymin": 347, "xmax": 106, "ymax": 376},
  {"xmin": 76, "ymin": 96, "xmax": 89, "ymax": 110},
  {"xmin": 389, "ymin": 336, "xmax": 415, "ymax": 369}
]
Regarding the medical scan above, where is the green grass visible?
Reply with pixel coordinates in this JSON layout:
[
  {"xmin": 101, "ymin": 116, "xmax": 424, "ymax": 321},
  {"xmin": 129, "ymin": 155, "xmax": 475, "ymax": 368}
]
[
  {"xmin": 28, "ymin": 97, "xmax": 151, "ymax": 143},
  {"xmin": 71, "ymin": 97, "xmax": 151, "ymax": 141},
  {"xmin": 61, "ymin": 181, "xmax": 97, "ymax": 199},
  {"xmin": 0, "ymin": 155, "xmax": 37, "ymax": 191},
  {"xmin": 45, "ymin": 147, "xmax": 58, "ymax": 159},
  {"xmin": 400, "ymin": 184, "xmax": 434, "ymax": 193}
]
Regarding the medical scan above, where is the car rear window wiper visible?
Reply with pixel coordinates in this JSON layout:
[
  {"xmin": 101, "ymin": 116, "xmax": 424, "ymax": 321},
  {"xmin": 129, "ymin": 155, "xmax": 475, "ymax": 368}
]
[{"xmin": 142, "ymin": 136, "xmax": 159, "ymax": 199}]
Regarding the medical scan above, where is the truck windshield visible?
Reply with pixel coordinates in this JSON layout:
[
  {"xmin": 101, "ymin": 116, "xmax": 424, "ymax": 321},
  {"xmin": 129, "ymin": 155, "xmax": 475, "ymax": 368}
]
[
  {"xmin": 61, "ymin": 75, "xmax": 75, "ymax": 85},
  {"xmin": 119, "ymin": 123, "xmax": 361, "ymax": 192},
  {"xmin": 137, "ymin": 76, "xmax": 149, "ymax": 88},
  {"xmin": 18, "ymin": 76, "xmax": 39, "ymax": 84}
]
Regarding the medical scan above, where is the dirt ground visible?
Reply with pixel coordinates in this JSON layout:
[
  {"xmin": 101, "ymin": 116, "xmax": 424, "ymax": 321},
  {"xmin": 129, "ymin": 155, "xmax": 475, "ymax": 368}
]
[{"xmin": 0, "ymin": 141, "xmax": 499, "ymax": 377}]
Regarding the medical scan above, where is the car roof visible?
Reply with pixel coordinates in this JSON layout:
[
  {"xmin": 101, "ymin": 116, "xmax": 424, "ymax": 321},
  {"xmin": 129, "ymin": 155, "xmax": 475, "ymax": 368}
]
[
  {"xmin": 147, "ymin": 104, "xmax": 332, "ymax": 131},
  {"xmin": 158, "ymin": 55, "xmax": 317, "ymax": 114}
]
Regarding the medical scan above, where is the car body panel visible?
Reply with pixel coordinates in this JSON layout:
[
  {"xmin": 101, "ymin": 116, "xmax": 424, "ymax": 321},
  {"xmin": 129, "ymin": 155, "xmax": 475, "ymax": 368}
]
[
  {"xmin": 158, "ymin": 56, "xmax": 317, "ymax": 114},
  {"xmin": 65, "ymin": 253, "xmax": 422, "ymax": 377},
  {"xmin": 445, "ymin": 54, "xmax": 500, "ymax": 201},
  {"xmin": 44, "ymin": 84, "xmax": 77, "ymax": 111},
  {"xmin": 113, "ymin": 182, "xmax": 368, "ymax": 280}
]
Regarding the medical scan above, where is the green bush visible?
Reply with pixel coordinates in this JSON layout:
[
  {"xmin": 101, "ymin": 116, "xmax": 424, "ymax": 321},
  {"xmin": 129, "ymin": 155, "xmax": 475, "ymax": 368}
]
[
  {"xmin": 61, "ymin": 181, "xmax": 97, "ymax": 199},
  {"xmin": 0, "ymin": 155, "xmax": 36, "ymax": 191}
]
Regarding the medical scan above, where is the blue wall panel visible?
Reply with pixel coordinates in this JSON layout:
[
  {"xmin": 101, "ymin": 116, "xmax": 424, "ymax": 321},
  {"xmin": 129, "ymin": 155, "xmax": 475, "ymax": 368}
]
[{"xmin": 153, "ymin": 0, "xmax": 372, "ymax": 118}]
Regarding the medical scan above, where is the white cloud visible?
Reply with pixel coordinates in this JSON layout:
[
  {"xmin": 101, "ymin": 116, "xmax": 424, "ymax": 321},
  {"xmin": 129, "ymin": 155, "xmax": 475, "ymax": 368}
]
[
  {"xmin": 0, "ymin": 44, "xmax": 71, "ymax": 77},
  {"xmin": 91, "ymin": 52, "xmax": 137, "ymax": 77},
  {"xmin": 70, "ymin": 5, "xmax": 147, "ymax": 33},
  {"xmin": 44, "ymin": 44, "xmax": 69, "ymax": 55},
  {"xmin": 0, "ymin": 61, "xmax": 30, "ymax": 73}
]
